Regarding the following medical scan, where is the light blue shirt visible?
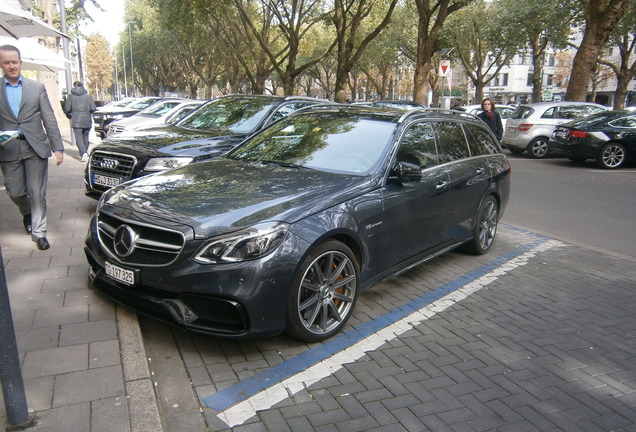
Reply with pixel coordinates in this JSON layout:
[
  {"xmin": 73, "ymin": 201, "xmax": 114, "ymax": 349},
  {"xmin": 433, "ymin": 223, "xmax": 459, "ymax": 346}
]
[{"xmin": 4, "ymin": 76, "xmax": 22, "ymax": 118}]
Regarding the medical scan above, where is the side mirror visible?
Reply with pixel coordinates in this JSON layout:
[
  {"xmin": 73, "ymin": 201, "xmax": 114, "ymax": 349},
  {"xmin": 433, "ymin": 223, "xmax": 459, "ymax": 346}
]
[{"xmin": 390, "ymin": 161, "xmax": 422, "ymax": 183}]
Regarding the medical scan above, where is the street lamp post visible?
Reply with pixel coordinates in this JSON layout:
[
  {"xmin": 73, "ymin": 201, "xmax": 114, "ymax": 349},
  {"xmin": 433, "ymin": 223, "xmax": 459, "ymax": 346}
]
[
  {"xmin": 128, "ymin": 21, "xmax": 136, "ymax": 97},
  {"xmin": 121, "ymin": 44, "xmax": 128, "ymax": 98}
]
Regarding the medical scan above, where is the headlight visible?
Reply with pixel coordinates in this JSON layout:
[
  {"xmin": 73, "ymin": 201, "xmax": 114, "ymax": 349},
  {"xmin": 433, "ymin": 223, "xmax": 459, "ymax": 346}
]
[
  {"xmin": 193, "ymin": 222, "xmax": 288, "ymax": 264},
  {"xmin": 104, "ymin": 114, "xmax": 124, "ymax": 120},
  {"xmin": 144, "ymin": 157, "xmax": 194, "ymax": 172}
]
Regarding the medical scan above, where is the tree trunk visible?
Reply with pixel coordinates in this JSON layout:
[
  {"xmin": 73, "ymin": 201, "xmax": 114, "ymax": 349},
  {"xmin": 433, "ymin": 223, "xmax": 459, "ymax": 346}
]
[
  {"xmin": 613, "ymin": 75, "xmax": 629, "ymax": 109},
  {"xmin": 530, "ymin": 37, "xmax": 545, "ymax": 103},
  {"xmin": 565, "ymin": 0, "xmax": 627, "ymax": 101}
]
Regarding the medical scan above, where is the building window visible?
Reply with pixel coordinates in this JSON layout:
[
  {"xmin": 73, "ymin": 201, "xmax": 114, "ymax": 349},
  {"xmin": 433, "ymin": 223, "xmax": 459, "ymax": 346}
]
[
  {"xmin": 527, "ymin": 73, "xmax": 533, "ymax": 86},
  {"xmin": 502, "ymin": 73, "xmax": 509, "ymax": 86},
  {"xmin": 546, "ymin": 75, "xmax": 553, "ymax": 86}
]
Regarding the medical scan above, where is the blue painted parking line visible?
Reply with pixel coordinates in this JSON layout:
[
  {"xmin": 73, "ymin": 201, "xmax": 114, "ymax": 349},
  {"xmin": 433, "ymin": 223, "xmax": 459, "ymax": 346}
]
[{"xmin": 204, "ymin": 229, "xmax": 552, "ymax": 413}]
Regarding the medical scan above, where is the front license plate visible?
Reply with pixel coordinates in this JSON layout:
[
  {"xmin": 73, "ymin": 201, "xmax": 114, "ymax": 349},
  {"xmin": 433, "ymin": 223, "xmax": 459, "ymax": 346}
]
[
  {"xmin": 93, "ymin": 174, "xmax": 121, "ymax": 187},
  {"xmin": 105, "ymin": 261, "xmax": 135, "ymax": 285}
]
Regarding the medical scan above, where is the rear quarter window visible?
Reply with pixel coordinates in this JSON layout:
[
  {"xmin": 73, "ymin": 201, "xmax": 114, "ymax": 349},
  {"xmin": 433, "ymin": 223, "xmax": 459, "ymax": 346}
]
[
  {"xmin": 609, "ymin": 115, "xmax": 636, "ymax": 128},
  {"xmin": 511, "ymin": 106, "xmax": 534, "ymax": 119},
  {"xmin": 464, "ymin": 124, "xmax": 500, "ymax": 155}
]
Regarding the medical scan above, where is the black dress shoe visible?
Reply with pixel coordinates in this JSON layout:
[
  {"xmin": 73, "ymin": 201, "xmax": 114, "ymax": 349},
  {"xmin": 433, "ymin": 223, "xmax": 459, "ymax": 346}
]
[
  {"xmin": 23, "ymin": 214, "xmax": 32, "ymax": 234},
  {"xmin": 36, "ymin": 237, "xmax": 50, "ymax": 250}
]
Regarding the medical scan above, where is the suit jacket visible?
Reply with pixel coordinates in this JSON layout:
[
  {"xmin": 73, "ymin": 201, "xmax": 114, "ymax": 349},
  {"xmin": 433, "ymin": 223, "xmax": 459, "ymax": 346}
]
[{"xmin": 0, "ymin": 76, "xmax": 64, "ymax": 162}]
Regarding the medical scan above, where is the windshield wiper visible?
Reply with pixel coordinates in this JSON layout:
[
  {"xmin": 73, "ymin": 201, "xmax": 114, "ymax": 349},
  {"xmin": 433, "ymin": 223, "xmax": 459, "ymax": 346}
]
[{"xmin": 258, "ymin": 160, "xmax": 313, "ymax": 170}]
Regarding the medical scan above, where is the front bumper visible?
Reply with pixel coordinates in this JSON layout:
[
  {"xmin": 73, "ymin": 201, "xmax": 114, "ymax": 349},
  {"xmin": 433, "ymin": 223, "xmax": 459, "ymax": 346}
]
[{"xmin": 84, "ymin": 216, "xmax": 306, "ymax": 338}]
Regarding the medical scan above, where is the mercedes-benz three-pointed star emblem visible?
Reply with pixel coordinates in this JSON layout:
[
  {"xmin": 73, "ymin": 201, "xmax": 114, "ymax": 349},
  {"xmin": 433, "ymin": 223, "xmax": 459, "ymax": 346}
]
[{"xmin": 113, "ymin": 225, "xmax": 138, "ymax": 257}]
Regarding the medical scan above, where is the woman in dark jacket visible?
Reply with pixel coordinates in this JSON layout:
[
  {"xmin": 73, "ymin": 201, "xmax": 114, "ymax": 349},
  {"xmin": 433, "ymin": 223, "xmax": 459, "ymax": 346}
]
[
  {"xmin": 476, "ymin": 97, "xmax": 503, "ymax": 141},
  {"xmin": 64, "ymin": 81, "xmax": 96, "ymax": 161}
]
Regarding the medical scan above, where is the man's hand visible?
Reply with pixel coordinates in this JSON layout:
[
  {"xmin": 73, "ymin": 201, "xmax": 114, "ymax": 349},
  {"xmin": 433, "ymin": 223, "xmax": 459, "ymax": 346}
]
[{"xmin": 55, "ymin": 151, "xmax": 64, "ymax": 166}]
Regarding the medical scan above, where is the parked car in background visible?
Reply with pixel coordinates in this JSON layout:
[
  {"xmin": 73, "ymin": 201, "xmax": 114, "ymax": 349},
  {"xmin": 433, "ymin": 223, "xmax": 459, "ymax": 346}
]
[
  {"xmin": 84, "ymin": 105, "xmax": 511, "ymax": 342},
  {"xmin": 462, "ymin": 104, "xmax": 516, "ymax": 130},
  {"xmin": 106, "ymin": 99, "xmax": 205, "ymax": 137},
  {"xmin": 96, "ymin": 97, "xmax": 138, "ymax": 111},
  {"xmin": 502, "ymin": 101, "xmax": 608, "ymax": 158},
  {"xmin": 92, "ymin": 96, "xmax": 164, "ymax": 138},
  {"xmin": 85, "ymin": 94, "xmax": 331, "ymax": 199},
  {"xmin": 549, "ymin": 110, "xmax": 636, "ymax": 169}
]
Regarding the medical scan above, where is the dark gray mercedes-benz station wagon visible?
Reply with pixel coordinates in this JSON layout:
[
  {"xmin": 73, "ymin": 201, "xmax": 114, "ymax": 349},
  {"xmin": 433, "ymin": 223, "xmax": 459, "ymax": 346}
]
[{"xmin": 85, "ymin": 105, "xmax": 511, "ymax": 342}]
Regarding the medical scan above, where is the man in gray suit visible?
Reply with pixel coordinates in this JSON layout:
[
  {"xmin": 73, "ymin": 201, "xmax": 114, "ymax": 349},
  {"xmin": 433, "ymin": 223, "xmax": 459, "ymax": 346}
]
[{"xmin": 0, "ymin": 44, "xmax": 64, "ymax": 250}]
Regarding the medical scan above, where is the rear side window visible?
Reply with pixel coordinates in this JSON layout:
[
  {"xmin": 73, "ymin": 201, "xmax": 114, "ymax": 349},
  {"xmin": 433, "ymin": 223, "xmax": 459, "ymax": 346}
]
[
  {"xmin": 557, "ymin": 105, "xmax": 597, "ymax": 119},
  {"xmin": 433, "ymin": 122, "xmax": 470, "ymax": 163},
  {"xmin": 464, "ymin": 124, "xmax": 500, "ymax": 155},
  {"xmin": 398, "ymin": 122, "xmax": 439, "ymax": 169}
]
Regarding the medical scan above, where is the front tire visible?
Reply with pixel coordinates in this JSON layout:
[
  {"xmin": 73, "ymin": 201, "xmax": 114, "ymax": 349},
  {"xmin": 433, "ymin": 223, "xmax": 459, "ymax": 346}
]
[
  {"xmin": 596, "ymin": 142, "xmax": 626, "ymax": 169},
  {"xmin": 464, "ymin": 196, "xmax": 499, "ymax": 255},
  {"xmin": 526, "ymin": 137, "xmax": 550, "ymax": 159},
  {"xmin": 286, "ymin": 240, "xmax": 359, "ymax": 342}
]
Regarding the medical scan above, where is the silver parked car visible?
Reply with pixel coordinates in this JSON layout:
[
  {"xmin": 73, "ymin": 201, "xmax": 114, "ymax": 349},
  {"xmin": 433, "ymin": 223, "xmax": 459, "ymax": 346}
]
[
  {"xmin": 106, "ymin": 99, "xmax": 205, "ymax": 137},
  {"xmin": 502, "ymin": 101, "xmax": 607, "ymax": 158}
]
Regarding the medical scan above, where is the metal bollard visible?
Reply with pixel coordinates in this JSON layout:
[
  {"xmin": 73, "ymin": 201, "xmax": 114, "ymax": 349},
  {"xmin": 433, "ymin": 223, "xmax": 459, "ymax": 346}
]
[{"xmin": 0, "ymin": 245, "xmax": 36, "ymax": 429}]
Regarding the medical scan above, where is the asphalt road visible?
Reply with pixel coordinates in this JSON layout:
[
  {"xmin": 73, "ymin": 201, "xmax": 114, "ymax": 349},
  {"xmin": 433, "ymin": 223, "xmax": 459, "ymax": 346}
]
[{"xmin": 503, "ymin": 155, "xmax": 636, "ymax": 260}]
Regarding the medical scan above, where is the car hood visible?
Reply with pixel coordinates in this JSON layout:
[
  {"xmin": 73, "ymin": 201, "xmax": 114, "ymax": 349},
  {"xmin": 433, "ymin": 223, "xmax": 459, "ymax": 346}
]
[
  {"xmin": 100, "ymin": 158, "xmax": 372, "ymax": 238},
  {"xmin": 95, "ymin": 125, "xmax": 246, "ymax": 159}
]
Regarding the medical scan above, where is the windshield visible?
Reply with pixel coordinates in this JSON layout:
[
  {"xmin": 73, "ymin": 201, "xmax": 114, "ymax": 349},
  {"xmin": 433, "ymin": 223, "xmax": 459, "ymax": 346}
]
[
  {"xmin": 177, "ymin": 97, "xmax": 278, "ymax": 133},
  {"xmin": 138, "ymin": 100, "xmax": 182, "ymax": 117},
  {"xmin": 129, "ymin": 99, "xmax": 158, "ymax": 110},
  {"xmin": 228, "ymin": 112, "xmax": 395, "ymax": 175}
]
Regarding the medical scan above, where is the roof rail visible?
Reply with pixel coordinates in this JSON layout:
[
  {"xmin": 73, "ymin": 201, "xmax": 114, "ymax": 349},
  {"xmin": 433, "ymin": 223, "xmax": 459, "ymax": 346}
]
[{"xmin": 397, "ymin": 107, "xmax": 481, "ymax": 123}]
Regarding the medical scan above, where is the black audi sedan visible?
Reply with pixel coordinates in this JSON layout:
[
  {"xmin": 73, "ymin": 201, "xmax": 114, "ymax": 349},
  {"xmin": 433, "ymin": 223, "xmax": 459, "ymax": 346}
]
[
  {"xmin": 550, "ymin": 110, "xmax": 636, "ymax": 169},
  {"xmin": 84, "ymin": 106, "xmax": 511, "ymax": 342},
  {"xmin": 85, "ymin": 94, "xmax": 330, "ymax": 199}
]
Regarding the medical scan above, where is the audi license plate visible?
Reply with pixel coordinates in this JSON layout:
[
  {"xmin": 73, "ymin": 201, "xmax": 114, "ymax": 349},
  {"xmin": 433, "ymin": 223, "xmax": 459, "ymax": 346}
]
[
  {"xmin": 93, "ymin": 174, "xmax": 121, "ymax": 187},
  {"xmin": 105, "ymin": 261, "xmax": 135, "ymax": 285}
]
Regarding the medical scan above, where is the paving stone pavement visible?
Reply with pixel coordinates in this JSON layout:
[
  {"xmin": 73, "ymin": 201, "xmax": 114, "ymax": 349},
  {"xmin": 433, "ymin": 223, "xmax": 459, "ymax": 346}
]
[
  {"xmin": 140, "ymin": 227, "xmax": 636, "ymax": 432},
  {"xmin": 0, "ymin": 131, "xmax": 161, "ymax": 432}
]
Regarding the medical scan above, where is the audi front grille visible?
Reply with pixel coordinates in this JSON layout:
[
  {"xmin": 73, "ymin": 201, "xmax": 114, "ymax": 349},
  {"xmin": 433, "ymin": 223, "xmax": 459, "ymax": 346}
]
[{"xmin": 89, "ymin": 151, "xmax": 137, "ymax": 191}]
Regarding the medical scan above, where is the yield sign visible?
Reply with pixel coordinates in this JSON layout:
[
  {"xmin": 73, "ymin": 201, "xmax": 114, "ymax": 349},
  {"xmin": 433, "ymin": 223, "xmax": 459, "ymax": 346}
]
[{"xmin": 440, "ymin": 60, "xmax": 450, "ymax": 77}]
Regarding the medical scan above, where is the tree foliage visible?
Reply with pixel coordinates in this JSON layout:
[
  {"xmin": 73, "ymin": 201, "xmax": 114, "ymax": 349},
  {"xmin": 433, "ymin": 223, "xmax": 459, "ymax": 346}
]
[
  {"xmin": 85, "ymin": 33, "xmax": 112, "ymax": 100},
  {"xmin": 71, "ymin": 0, "xmax": 634, "ymax": 106}
]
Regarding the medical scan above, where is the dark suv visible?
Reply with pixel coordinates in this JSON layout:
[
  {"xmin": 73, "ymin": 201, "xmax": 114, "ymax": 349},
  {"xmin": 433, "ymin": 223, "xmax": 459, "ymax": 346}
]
[
  {"xmin": 92, "ymin": 97, "xmax": 164, "ymax": 138},
  {"xmin": 85, "ymin": 94, "xmax": 330, "ymax": 199},
  {"xmin": 84, "ymin": 105, "xmax": 511, "ymax": 342}
]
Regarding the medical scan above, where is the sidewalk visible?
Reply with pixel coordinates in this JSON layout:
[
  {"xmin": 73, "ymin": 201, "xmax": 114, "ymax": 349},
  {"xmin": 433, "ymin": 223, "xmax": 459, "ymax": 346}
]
[{"xmin": 0, "ymin": 129, "xmax": 162, "ymax": 432}]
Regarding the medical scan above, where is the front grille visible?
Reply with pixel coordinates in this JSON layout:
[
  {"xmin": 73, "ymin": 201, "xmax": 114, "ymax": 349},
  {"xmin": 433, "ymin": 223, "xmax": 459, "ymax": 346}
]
[
  {"xmin": 89, "ymin": 151, "xmax": 137, "ymax": 192},
  {"xmin": 108, "ymin": 125, "xmax": 125, "ymax": 136},
  {"xmin": 97, "ymin": 212, "xmax": 185, "ymax": 266}
]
